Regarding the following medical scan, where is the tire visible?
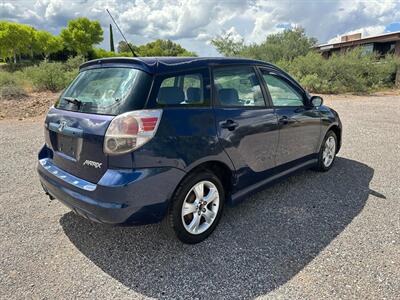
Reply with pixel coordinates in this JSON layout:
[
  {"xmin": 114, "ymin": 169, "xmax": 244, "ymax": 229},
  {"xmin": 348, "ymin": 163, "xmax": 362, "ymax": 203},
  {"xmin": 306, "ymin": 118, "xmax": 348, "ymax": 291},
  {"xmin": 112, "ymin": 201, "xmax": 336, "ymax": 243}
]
[
  {"xmin": 313, "ymin": 130, "xmax": 338, "ymax": 172},
  {"xmin": 164, "ymin": 170, "xmax": 225, "ymax": 244}
]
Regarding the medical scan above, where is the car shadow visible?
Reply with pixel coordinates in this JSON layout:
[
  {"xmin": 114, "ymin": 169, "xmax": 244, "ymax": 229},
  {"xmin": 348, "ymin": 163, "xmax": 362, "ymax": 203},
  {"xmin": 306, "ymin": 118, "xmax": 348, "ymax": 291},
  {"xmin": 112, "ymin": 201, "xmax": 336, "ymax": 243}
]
[{"xmin": 60, "ymin": 157, "xmax": 375, "ymax": 299}]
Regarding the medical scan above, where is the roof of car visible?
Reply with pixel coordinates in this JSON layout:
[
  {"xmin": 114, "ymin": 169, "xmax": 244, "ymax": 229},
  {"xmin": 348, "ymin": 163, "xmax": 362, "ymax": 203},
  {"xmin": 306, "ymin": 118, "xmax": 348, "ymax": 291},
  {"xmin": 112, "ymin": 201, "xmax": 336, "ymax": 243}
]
[{"xmin": 79, "ymin": 56, "xmax": 275, "ymax": 74}]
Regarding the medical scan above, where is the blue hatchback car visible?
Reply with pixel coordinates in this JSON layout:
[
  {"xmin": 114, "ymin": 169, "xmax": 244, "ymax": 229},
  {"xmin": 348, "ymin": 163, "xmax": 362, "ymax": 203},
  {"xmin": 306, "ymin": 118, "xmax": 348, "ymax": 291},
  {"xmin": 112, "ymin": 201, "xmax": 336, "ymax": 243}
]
[{"xmin": 38, "ymin": 57, "xmax": 342, "ymax": 243}]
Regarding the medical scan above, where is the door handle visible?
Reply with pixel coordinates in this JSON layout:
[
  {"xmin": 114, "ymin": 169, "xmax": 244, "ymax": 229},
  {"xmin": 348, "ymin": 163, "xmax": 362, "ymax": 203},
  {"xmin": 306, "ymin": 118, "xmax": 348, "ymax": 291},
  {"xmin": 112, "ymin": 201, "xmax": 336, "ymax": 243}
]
[
  {"xmin": 278, "ymin": 116, "xmax": 289, "ymax": 125},
  {"xmin": 221, "ymin": 120, "xmax": 239, "ymax": 131}
]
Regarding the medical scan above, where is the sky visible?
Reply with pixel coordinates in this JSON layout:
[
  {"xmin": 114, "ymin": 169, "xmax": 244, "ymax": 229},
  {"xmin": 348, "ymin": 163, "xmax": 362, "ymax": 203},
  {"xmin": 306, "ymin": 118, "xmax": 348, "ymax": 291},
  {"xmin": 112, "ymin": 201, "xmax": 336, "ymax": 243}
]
[{"xmin": 1, "ymin": 0, "xmax": 400, "ymax": 56}]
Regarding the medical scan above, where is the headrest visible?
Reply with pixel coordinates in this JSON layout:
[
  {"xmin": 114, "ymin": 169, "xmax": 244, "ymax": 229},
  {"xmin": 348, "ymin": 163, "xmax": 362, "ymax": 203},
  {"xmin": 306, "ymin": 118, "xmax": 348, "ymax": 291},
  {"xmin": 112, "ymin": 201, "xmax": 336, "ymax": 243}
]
[
  {"xmin": 218, "ymin": 88, "xmax": 239, "ymax": 105},
  {"xmin": 186, "ymin": 87, "xmax": 201, "ymax": 103},
  {"xmin": 157, "ymin": 87, "xmax": 185, "ymax": 104}
]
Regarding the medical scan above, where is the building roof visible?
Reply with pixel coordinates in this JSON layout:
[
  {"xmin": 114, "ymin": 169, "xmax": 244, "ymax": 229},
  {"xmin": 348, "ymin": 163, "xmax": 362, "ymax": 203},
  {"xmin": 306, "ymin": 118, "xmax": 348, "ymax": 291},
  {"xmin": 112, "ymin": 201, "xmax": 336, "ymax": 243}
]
[
  {"xmin": 80, "ymin": 56, "xmax": 274, "ymax": 74},
  {"xmin": 315, "ymin": 31, "xmax": 400, "ymax": 52}
]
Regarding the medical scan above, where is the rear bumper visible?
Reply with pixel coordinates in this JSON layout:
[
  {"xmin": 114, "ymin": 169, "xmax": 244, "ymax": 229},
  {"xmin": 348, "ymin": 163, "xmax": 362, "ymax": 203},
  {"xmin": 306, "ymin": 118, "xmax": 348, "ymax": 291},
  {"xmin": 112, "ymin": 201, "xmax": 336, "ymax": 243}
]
[{"xmin": 37, "ymin": 158, "xmax": 186, "ymax": 225}]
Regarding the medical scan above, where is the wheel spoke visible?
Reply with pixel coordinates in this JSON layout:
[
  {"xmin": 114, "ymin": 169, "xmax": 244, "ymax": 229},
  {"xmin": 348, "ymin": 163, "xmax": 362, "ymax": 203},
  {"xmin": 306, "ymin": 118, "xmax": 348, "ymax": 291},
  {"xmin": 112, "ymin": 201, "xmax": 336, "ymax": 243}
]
[
  {"xmin": 188, "ymin": 213, "xmax": 201, "ymax": 233},
  {"xmin": 182, "ymin": 202, "xmax": 197, "ymax": 216},
  {"xmin": 329, "ymin": 138, "xmax": 335, "ymax": 150},
  {"xmin": 203, "ymin": 208, "xmax": 216, "ymax": 224},
  {"xmin": 193, "ymin": 182, "xmax": 204, "ymax": 200},
  {"xmin": 203, "ymin": 187, "xmax": 218, "ymax": 204}
]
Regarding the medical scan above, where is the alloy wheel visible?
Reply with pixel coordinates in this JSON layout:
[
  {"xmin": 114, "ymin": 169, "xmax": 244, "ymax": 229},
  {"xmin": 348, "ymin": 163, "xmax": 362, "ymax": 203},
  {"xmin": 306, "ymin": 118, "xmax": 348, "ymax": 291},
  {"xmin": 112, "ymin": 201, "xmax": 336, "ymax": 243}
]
[
  {"xmin": 181, "ymin": 180, "xmax": 220, "ymax": 235},
  {"xmin": 322, "ymin": 136, "xmax": 336, "ymax": 167}
]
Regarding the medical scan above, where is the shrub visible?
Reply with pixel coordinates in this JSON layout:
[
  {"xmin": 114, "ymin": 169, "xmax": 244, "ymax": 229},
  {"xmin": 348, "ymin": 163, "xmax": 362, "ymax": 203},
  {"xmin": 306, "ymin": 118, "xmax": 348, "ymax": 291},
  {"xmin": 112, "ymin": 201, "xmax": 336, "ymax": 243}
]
[
  {"xmin": 279, "ymin": 48, "xmax": 400, "ymax": 94},
  {"xmin": 0, "ymin": 85, "xmax": 27, "ymax": 99},
  {"xmin": 23, "ymin": 61, "xmax": 77, "ymax": 92},
  {"xmin": 0, "ymin": 61, "xmax": 36, "ymax": 73},
  {"xmin": 64, "ymin": 55, "xmax": 85, "ymax": 71},
  {"xmin": 0, "ymin": 71, "xmax": 27, "ymax": 99}
]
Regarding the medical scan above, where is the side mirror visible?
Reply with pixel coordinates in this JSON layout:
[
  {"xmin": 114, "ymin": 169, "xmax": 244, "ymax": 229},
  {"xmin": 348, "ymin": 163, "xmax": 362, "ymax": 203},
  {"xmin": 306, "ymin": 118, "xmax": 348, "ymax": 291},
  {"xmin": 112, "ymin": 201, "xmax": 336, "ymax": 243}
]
[{"xmin": 310, "ymin": 96, "xmax": 323, "ymax": 107}]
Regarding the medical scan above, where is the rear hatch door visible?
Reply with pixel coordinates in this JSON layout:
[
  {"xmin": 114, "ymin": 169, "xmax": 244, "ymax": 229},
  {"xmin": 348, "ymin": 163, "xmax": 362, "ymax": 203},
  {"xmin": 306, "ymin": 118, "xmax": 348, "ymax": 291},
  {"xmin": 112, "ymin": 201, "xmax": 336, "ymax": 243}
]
[
  {"xmin": 43, "ymin": 66, "xmax": 152, "ymax": 183},
  {"xmin": 45, "ymin": 109, "xmax": 113, "ymax": 183}
]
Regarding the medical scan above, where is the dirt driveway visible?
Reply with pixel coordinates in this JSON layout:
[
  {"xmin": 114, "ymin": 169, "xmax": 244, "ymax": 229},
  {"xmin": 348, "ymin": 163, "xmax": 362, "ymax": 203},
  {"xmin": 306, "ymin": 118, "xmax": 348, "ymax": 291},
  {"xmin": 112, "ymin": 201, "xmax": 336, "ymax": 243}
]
[{"xmin": 0, "ymin": 95, "xmax": 399, "ymax": 299}]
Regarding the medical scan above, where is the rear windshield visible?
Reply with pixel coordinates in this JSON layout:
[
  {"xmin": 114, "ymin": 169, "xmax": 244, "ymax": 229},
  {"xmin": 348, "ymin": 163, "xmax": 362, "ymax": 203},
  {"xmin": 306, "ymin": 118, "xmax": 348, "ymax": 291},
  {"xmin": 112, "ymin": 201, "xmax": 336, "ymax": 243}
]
[{"xmin": 55, "ymin": 67, "xmax": 151, "ymax": 115}]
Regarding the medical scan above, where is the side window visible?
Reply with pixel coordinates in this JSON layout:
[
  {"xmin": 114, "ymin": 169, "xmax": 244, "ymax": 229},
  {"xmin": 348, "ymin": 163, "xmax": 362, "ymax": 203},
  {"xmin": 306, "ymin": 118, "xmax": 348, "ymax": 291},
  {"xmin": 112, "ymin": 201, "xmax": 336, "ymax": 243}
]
[
  {"xmin": 213, "ymin": 67, "xmax": 265, "ymax": 107},
  {"xmin": 262, "ymin": 73, "xmax": 304, "ymax": 107},
  {"xmin": 157, "ymin": 73, "xmax": 204, "ymax": 105}
]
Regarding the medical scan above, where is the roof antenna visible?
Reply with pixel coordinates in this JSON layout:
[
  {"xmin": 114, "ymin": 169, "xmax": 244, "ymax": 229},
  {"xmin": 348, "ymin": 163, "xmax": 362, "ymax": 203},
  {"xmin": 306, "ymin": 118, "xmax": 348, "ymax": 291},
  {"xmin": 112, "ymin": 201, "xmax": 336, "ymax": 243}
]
[{"xmin": 106, "ymin": 9, "xmax": 138, "ymax": 57}]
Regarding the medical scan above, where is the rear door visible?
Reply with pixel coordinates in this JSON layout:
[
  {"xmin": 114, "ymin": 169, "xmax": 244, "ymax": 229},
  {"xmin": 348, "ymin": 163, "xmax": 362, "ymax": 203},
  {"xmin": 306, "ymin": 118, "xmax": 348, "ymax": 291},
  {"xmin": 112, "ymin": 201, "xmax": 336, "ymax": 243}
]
[
  {"xmin": 259, "ymin": 68, "xmax": 321, "ymax": 165},
  {"xmin": 212, "ymin": 65, "xmax": 279, "ymax": 190}
]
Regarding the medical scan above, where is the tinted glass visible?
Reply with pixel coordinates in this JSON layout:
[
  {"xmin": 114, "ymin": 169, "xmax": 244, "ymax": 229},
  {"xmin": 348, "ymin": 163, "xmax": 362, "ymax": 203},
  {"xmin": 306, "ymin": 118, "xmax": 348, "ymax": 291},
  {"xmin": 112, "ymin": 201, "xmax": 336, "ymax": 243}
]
[
  {"xmin": 263, "ymin": 73, "xmax": 303, "ymax": 107},
  {"xmin": 214, "ymin": 67, "xmax": 265, "ymax": 107},
  {"xmin": 156, "ymin": 73, "xmax": 204, "ymax": 105},
  {"xmin": 56, "ymin": 68, "xmax": 147, "ymax": 115}
]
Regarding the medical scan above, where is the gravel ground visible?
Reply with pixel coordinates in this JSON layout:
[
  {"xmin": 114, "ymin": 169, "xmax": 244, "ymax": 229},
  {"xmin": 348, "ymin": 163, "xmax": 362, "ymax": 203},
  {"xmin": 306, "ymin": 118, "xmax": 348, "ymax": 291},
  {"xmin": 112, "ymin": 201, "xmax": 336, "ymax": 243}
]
[
  {"xmin": 0, "ymin": 91, "xmax": 58, "ymax": 121},
  {"xmin": 0, "ymin": 95, "xmax": 399, "ymax": 299}
]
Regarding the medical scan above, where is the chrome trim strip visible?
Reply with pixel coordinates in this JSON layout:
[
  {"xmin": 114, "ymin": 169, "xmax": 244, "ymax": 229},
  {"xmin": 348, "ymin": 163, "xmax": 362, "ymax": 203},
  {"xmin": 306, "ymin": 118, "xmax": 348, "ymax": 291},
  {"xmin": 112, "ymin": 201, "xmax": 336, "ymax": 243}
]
[{"xmin": 39, "ymin": 158, "xmax": 96, "ymax": 191}]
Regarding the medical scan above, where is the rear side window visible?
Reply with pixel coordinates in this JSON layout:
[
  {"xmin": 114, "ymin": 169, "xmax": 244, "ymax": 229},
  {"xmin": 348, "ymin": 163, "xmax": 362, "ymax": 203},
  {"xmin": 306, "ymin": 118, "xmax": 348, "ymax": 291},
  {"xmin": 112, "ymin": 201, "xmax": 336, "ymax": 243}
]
[
  {"xmin": 213, "ymin": 66, "xmax": 265, "ymax": 107},
  {"xmin": 56, "ymin": 67, "xmax": 151, "ymax": 115},
  {"xmin": 156, "ymin": 73, "xmax": 206, "ymax": 106}
]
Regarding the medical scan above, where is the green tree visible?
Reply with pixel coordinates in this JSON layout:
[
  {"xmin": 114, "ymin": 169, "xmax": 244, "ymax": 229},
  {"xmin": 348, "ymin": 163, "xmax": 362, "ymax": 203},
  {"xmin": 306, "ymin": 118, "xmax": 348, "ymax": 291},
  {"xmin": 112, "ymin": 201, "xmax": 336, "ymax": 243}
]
[
  {"xmin": 117, "ymin": 40, "xmax": 140, "ymax": 55},
  {"xmin": 117, "ymin": 39, "xmax": 195, "ymax": 57},
  {"xmin": 117, "ymin": 41, "xmax": 133, "ymax": 53},
  {"xmin": 212, "ymin": 27, "xmax": 317, "ymax": 64},
  {"xmin": 246, "ymin": 27, "xmax": 317, "ymax": 63},
  {"xmin": 137, "ymin": 39, "xmax": 196, "ymax": 56},
  {"xmin": 0, "ymin": 21, "xmax": 33, "ymax": 63},
  {"xmin": 109, "ymin": 24, "xmax": 115, "ymax": 52},
  {"xmin": 60, "ymin": 18, "xmax": 103, "ymax": 57},
  {"xmin": 210, "ymin": 32, "xmax": 244, "ymax": 56},
  {"xmin": 33, "ymin": 30, "xmax": 63, "ymax": 60}
]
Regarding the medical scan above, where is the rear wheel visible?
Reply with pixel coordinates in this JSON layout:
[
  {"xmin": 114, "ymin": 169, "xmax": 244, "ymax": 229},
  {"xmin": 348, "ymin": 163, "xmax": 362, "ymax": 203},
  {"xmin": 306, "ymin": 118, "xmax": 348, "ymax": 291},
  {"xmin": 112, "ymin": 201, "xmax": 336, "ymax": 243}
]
[
  {"xmin": 313, "ymin": 130, "xmax": 337, "ymax": 172},
  {"xmin": 165, "ymin": 170, "xmax": 225, "ymax": 244}
]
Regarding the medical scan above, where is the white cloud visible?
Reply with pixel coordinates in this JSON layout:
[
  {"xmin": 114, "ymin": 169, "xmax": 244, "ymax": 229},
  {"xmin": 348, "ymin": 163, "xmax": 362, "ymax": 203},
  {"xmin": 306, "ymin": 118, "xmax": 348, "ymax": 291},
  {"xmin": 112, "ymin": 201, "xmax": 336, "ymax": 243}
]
[{"xmin": 1, "ymin": 0, "xmax": 400, "ymax": 55}]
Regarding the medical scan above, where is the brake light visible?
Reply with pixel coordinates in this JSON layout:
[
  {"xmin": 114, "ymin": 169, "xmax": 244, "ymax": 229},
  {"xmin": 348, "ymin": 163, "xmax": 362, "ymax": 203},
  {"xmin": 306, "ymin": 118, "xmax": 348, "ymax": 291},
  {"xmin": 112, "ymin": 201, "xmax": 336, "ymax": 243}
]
[
  {"xmin": 141, "ymin": 117, "xmax": 158, "ymax": 131},
  {"xmin": 104, "ymin": 110, "xmax": 162, "ymax": 155}
]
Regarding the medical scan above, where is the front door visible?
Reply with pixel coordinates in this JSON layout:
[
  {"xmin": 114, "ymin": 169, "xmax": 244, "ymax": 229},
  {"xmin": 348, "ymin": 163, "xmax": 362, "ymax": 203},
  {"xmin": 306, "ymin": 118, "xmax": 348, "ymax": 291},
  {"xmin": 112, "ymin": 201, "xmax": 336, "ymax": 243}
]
[
  {"xmin": 212, "ymin": 66, "xmax": 279, "ymax": 190},
  {"xmin": 259, "ymin": 69, "xmax": 321, "ymax": 165}
]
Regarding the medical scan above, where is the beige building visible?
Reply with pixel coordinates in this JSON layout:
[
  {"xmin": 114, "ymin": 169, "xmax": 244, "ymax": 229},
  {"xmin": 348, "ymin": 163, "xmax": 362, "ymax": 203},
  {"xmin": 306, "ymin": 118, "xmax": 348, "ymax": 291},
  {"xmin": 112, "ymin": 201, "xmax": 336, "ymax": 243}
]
[{"xmin": 314, "ymin": 31, "xmax": 400, "ymax": 58}]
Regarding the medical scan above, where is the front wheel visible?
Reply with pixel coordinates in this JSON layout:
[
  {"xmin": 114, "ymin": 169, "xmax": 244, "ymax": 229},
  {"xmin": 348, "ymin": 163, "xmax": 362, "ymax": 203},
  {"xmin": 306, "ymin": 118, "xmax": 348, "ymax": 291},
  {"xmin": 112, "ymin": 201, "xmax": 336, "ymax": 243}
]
[
  {"xmin": 165, "ymin": 171, "xmax": 225, "ymax": 244},
  {"xmin": 313, "ymin": 130, "xmax": 337, "ymax": 172}
]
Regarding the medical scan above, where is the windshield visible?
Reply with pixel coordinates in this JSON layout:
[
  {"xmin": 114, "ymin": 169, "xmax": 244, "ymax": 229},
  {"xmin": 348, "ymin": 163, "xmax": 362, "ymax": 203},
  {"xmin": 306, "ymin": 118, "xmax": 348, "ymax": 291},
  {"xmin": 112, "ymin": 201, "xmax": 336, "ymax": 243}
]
[{"xmin": 56, "ymin": 67, "xmax": 149, "ymax": 115}]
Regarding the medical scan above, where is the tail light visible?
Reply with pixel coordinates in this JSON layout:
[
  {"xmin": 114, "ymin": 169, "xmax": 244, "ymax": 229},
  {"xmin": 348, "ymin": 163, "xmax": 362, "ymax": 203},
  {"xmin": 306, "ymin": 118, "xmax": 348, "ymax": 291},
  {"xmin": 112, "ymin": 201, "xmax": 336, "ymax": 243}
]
[{"xmin": 104, "ymin": 109, "xmax": 162, "ymax": 155}]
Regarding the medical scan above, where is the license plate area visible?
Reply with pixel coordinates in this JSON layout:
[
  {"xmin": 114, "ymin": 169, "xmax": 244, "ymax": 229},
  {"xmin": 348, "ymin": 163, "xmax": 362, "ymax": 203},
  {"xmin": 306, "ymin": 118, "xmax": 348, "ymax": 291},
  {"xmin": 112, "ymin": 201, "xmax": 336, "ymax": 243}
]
[{"xmin": 57, "ymin": 134, "xmax": 77, "ymax": 158}]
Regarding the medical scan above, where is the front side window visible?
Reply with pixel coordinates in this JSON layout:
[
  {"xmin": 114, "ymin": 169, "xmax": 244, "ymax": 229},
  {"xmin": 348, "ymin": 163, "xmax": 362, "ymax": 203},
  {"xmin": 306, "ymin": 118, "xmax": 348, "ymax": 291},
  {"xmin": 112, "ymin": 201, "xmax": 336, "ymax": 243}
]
[
  {"xmin": 56, "ymin": 67, "xmax": 149, "ymax": 115},
  {"xmin": 262, "ymin": 73, "xmax": 304, "ymax": 107},
  {"xmin": 156, "ymin": 73, "xmax": 205, "ymax": 106},
  {"xmin": 213, "ymin": 66, "xmax": 265, "ymax": 107}
]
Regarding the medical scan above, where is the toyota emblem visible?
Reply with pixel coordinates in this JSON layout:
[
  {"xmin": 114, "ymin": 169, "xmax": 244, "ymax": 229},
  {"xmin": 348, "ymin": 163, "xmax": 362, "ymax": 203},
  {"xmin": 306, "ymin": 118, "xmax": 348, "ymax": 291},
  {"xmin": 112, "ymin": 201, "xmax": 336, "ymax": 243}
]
[{"xmin": 58, "ymin": 121, "xmax": 67, "ymax": 132}]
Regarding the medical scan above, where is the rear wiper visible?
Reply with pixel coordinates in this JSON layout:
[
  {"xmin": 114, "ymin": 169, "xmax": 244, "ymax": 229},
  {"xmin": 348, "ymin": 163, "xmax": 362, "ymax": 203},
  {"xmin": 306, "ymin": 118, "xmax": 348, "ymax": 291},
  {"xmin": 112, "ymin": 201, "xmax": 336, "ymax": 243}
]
[{"xmin": 63, "ymin": 97, "xmax": 82, "ymax": 109}]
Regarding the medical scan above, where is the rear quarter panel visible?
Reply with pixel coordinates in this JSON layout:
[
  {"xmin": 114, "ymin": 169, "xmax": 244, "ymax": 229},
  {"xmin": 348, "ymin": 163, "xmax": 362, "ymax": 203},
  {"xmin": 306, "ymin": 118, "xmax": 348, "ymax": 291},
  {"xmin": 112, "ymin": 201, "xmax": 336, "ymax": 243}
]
[{"xmin": 130, "ymin": 108, "xmax": 235, "ymax": 172}]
